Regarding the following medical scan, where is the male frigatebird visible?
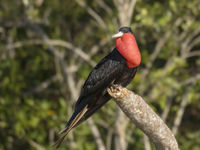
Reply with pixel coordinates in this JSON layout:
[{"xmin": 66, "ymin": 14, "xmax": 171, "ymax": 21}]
[{"xmin": 55, "ymin": 27, "xmax": 141, "ymax": 147}]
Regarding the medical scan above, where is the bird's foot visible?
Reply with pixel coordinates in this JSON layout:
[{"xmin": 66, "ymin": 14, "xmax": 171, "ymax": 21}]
[{"xmin": 107, "ymin": 84, "xmax": 131, "ymax": 99}]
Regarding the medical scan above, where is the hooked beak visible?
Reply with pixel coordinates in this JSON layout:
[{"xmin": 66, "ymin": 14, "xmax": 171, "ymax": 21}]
[{"xmin": 112, "ymin": 31, "xmax": 124, "ymax": 39}]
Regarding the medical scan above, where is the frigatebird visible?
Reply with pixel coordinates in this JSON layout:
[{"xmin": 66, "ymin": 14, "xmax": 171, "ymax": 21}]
[{"xmin": 55, "ymin": 27, "xmax": 141, "ymax": 147}]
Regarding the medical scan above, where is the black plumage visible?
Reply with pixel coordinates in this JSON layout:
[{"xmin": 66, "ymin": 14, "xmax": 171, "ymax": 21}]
[{"xmin": 55, "ymin": 48, "xmax": 137, "ymax": 148}]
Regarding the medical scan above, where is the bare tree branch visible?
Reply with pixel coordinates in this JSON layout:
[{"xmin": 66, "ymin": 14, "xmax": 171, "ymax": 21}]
[
  {"xmin": 141, "ymin": 31, "xmax": 171, "ymax": 79},
  {"xmin": 107, "ymin": 85, "xmax": 179, "ymax": 150},
  {"xmin": 181, "ymin": 26, "xmax": 200, "ymax": 57},
  {"xmin": 5, "ymin": 39, "xmax": 96, "ymax": 67},
  {"xmin": 161, "ymin": 95, "xmax": 174, "ymax": 122},
  {"xmin": 172, "ymin": 85, "xmax": 193, "ymax": 136},
  {"xmin": 27, "ymin": 23, "xmax": 83, "ymax": 149},
  {"xmin": 96, "ymin": 0, "xmax": 113, "ymax": 16},
  {"xmin": 75, "ymin": 0, "xmax": 106, "ymax": 29},
  {"xmin": 48, "ymin": 39, "xmax": 96, "ymax": 67},
  {"xmin": 183, "ymin": 50, "xmax": 200, "ymax": 58},
  {"xmin": 28, "ymin": 139, "xmax": 45, "ymax": 150},
  {"xmin": 87, "ymin": 119, "xmax": 106, "ymax": 150},
  {"xmin": 143, "ymin": 134, "xmax": 152, "ymax": 150},
  {"xmin": 180, "ymin": 74, "xmax": 200, "ymax": 86},
  {"xmin": 114, "ymin": 0, "xmax": 137, "ymax": 26},
  {"xmin": 24, "ymin": 75, "xmax": 60, "ymax": 95},
  {"xmin": 89, "ymin": 37, "xmax": 110, "ymax": 57},
  {"xmin": 106, "ymin": 127, "xmax": 114, "ymax": 150},
  {"xmin": 128, "ymin": 0, "xmax": 137, "ymax": 22},
  {"xmin": 114, "ymin": 109, "xmax": 128, "ymax": 150}
]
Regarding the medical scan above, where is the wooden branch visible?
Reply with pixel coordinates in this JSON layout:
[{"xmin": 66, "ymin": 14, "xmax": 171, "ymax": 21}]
[
  {"xmin": 87, "ymin": 119, "xmax": 106, "ymax": 150},
  {"xmin": 96, "ymin": 0, "xmax": 113, "ymax": 16},
  {"xmin": 183, "ymin": 50, "xmax": 200, "ymax": 58},
  {"xmin": 75, "ymin": 0, "xmax": 106, "ymax": 29},
  {"xmin": 172, "ymin": 85, "xmax": 193, "ymax": 136},
  {"xmin": 180, "ymin": 74, "xmax": 200, "ymax": 86},
  {"xmin": 114, "ymin": 109, "xmax": 128, "ymax": 150},
  {"xmin": 107, "ymin": 85, "xmax": 179, "ymax": 150},
  {"xmin": 24, "ymin": 75, "xmax": 60, "ymax": 95},
  {"xmin": 28, "ymin": 139, "xmax": 45, "ymax": 150},
  {"xmin": 143, "ymin": 134, "xmax": 152, "ymax": 150},
  {"xmin": 114, "ymin": 0, "xmax": 137, "ymax": 26},
  {"xmin": 141, "ymin": 31, "xmax": 171, "ymax": 79},
  {"xmin": 6, "ymin": 39, "xmax": 96, "ymax": 67}
]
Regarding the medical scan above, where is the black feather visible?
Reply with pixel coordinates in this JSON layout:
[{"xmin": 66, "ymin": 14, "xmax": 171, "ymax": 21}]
[{"xmin": 55, "ymin": 48, "xmax": 137, "ymax": 148}]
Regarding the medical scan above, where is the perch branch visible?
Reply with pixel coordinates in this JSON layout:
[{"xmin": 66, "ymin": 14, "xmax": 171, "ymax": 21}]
[
  {"xmin": 87, "ymin": 119, "xmax": 106, "ymax": 150},
  {"xmin": 107, "ymin": 85, "xmax": 179, "ymax": 150}
]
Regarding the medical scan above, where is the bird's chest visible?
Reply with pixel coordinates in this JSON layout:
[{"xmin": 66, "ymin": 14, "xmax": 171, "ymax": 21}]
[{"xmin": 114, "ymin": 66, "xmax": 136, "ymax": 86}]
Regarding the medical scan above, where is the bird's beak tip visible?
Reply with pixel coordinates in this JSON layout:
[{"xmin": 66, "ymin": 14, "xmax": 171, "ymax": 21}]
[{"xmin": 112, "ymin": 31, "xmax": 124, "ymax": 39}]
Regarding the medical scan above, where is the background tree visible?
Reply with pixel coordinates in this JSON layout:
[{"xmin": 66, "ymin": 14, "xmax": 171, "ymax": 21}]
[{"xmin": 0, "ymin": 0, "xmax": 200, "ymax": 150}]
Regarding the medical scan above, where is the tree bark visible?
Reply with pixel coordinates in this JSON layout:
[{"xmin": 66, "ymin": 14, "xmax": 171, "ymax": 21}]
[{"xmin": 107, "ymin": 85, "xmax": 179, "ymax": 150}]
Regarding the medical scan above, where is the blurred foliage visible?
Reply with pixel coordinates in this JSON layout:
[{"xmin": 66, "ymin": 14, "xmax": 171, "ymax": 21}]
[{"xmin": 0, "ymin": 0, "xmax": 200, "ymax": 150}]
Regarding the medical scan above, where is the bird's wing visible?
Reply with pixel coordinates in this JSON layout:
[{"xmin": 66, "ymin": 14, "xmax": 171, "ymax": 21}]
[
  {"xmin": 55, "ymin": 49, "xmax": 125, "ymax": 148},
  {"xmin": 78, "ymin": 49, "xmax": 125, "ymax": 101},
  {"xmin": 73, "ymin": 93, "xmax": 111, "ymax": 129},
  {"xmin": 70, "ymin": 49, "xmax": 126, "ymax": 126}
]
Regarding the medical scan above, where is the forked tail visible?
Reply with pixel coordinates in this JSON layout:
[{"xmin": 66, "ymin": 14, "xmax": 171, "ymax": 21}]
[{"xmin": 54, "ymin": 105, "xmax": 88, "ymax": 148}]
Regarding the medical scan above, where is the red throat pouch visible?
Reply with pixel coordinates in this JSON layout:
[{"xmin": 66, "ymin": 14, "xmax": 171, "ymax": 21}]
[{"xmin": 115, "ymin": 33, "xmax": 141, "ymax": 68}]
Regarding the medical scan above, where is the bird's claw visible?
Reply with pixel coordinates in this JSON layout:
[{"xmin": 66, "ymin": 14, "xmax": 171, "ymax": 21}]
[{"xmin": 107, "ymin": 84, "xmax": 130, "ymax": 99}]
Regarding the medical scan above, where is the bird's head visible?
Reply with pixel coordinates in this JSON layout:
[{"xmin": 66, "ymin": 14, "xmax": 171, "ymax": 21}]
[
  {"xmin": 112, "ymin": 27, "xmax": 133, "ymax": 38},
  {"xmin": 112, "ymin": 26, "xmax": 141, "ymax": 68}
]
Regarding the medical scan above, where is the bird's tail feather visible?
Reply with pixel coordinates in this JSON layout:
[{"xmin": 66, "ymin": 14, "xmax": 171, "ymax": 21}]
[
  {"xmin": 54, "ymin": 105, "xmax": 88, "ymax": 148},
  {"xmin": 54, "ymin": 128, "xmax": 71, "ymax": 148}
]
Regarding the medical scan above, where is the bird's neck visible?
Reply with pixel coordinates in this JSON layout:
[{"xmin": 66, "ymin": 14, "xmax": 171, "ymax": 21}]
[{"xmin": 115, "ymin": 33, "xmax": 141, "ymax": 68}]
